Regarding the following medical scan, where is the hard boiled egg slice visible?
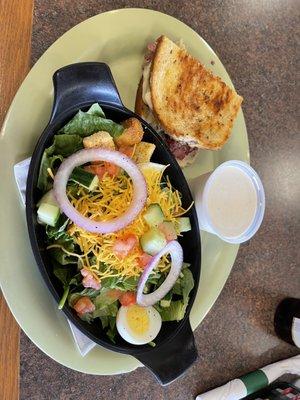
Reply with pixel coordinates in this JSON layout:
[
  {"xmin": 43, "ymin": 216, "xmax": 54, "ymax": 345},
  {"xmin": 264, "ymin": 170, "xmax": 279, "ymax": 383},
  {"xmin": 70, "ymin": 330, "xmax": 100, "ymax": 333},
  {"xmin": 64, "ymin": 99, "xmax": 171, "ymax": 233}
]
[{"xmin": 116, "ymin": 304, "xmax": 162, "ymax": 345}]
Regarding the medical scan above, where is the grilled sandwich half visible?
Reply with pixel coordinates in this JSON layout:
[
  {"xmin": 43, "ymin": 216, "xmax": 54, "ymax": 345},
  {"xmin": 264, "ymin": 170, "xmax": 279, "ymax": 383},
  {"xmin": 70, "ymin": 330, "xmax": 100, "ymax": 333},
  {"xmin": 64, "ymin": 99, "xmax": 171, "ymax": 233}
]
[{"xmin": 135, "ymin": 35, "xmax": 243, "ymax": 167}]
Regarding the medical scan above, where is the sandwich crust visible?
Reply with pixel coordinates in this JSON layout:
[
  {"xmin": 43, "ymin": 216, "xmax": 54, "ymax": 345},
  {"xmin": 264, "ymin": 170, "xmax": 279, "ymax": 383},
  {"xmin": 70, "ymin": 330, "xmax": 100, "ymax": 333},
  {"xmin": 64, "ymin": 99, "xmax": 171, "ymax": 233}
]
[
  {"xmin": 149, "ymin": 36, "xmax": 243, "ymax": 150},
  {"xmin": 135, "ymin": 77, "xmax": 147, "ymax": 117}
]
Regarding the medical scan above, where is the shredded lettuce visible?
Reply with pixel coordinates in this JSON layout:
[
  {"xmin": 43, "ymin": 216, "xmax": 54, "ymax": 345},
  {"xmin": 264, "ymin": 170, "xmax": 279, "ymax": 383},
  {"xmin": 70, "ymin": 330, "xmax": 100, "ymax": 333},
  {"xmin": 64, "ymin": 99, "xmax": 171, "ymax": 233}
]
[
  {"xmin": 53, "ymin": 264, "xmax": 81, "ymax": 309},
  {"xmin": 48, "ymin": 134, "xmax": 83, "ymax": 157},
  {"xmin": 86, "ymin": 103, "xmax": 105, "ymax": 117},
  {"xmin": 37, "ymin": 152, "xmax": 63, "ymax": 192},
  {"xmin": 37, "ymin": 135, "xmax": 82, "ymax": 192},
  {"xmin": 46, "ymin": 214, "xmax": 70, "ymax": 240},
  {"xmin": 93, "ymin": 302, "xmax": 118, "ymax": 319},
  {"xmin": 93, "ymin": 290, "xmax": 119, "ymax": 342},
  {"xmin": 49, "ymin": 247, "xmax": 77, "ymax": 266},
  {"xmin": 45, "ymin": 212, "xmax": 77, "ymax": 268},
  {"xmin": 68, "ymin": 288, "xmax": 101, "ymax": 311},
  {"xmin": 154, "ymin": 267, "xmax": 194, "ymax": 322},
  {"xmin": 68, "ymin": 286, "xmax": 119, "ymax": 341},
  {"xmin": 104, "ymin": 316, "xmax": 117, "ymax": 343},
  {"xmin": 94, "ymin": 288, "xmax": 118, "ymax": 310},
  {"xmin": 101, "ymin": 274, "xmax": 139, "ymax": 291},
  {"xmin": 157, "ymin": 300, "xmax": 188, "ymax": 322},
  {"xmin": 59, "ymin": 110, "xmax": 124, "ymax": 138},
  {"xmin": 37, "ymin": 103, "xmax": 107, "ymax": 193},
  {"xmin": 181, "ymin": 269, "xmax": 194, "ymax": 304},
  {"xmin": 36, "ymin": 103, "xmax": 195, "ymax": 343}
]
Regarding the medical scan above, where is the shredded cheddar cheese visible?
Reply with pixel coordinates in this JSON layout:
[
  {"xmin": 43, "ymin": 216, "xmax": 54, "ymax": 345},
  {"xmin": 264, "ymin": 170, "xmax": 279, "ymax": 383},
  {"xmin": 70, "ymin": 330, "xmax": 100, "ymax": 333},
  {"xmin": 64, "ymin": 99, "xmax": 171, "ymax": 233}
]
[{"xmin": 65, "ymin": 167, "xmax": 190, "ymax": 282}]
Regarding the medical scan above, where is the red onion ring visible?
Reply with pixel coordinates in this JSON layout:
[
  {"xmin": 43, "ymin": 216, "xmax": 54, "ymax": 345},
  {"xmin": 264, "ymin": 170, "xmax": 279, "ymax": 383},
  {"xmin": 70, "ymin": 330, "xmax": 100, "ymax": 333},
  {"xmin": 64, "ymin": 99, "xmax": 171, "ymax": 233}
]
[
  {"xmin": 136, "ymin": 241, "xmax": 183, "ymax": 306},
  {"xmin": 53, "ymin": 148, "xmax": 147, "ymax": 233}
]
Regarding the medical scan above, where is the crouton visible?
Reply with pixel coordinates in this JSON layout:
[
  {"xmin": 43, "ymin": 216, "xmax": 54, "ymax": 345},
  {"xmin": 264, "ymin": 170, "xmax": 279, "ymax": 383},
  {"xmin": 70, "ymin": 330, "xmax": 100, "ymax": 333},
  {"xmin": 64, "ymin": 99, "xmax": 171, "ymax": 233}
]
[
  {"xmin": 114, "ymin": 118, "xmax": 144, "ymax": 147},
  {"xmin": 83, "ymin": 131, "xmax": 115, "ymax": 150},
  {"xmin": 133, "ymin": 142, "xmax": 156, "ymax": 163}
]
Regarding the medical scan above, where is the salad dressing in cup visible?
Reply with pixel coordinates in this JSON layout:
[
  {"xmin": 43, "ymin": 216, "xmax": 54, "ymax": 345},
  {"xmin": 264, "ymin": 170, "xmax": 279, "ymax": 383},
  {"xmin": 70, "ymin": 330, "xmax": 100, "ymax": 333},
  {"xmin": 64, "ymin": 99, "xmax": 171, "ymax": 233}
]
[{"xmin": 190, "ymin": 160, "xmax": 265, "ymax": 244}]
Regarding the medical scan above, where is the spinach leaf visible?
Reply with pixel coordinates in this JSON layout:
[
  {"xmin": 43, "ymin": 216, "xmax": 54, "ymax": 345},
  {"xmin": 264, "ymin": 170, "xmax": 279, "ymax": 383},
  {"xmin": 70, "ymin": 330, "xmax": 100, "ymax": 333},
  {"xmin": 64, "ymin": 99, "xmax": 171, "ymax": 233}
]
[
  {"xmin": 48, "ymin": 233, "xmax": 76, "ymax": 265},
  {"xmin": 53, "ymin": 267, "xmax": 71, "ymax": 286},
  {"xmin": 53, "ymin": 265, "xmax": 80, "ymax": 309},
  {"xmin": 59, "ymin": 110, "xmax": 124, "ymax": 138},
  {"xmin": 46, "ymin": 214, "xmax": 70, "ymax": 241},
  {"xmin": 49, "ymin": 248, "xmax": 77, "ymax": 265}
]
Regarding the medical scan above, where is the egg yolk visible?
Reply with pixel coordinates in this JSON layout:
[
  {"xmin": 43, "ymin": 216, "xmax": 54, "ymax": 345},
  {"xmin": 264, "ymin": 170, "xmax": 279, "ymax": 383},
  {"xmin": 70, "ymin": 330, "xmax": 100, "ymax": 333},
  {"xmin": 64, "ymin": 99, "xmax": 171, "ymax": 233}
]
[{"xmin": 127, "ymin": 305, "xmax": 150, "ymax": 335}]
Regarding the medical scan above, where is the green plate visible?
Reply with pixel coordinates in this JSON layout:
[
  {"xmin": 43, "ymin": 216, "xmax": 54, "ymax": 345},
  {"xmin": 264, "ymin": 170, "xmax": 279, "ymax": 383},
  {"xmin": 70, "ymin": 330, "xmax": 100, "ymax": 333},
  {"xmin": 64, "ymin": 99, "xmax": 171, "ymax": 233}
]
[{"xmin": 0, "ymin": 8, "xmax": 249, "ymax": 375}]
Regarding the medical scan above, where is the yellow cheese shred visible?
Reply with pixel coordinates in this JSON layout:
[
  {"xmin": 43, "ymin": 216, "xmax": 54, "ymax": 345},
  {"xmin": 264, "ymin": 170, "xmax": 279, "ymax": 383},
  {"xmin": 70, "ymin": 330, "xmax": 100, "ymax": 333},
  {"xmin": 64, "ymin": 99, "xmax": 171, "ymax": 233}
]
[{"xmin": 66, "ymin": 167, "xmax": 190, "ymax": 282}]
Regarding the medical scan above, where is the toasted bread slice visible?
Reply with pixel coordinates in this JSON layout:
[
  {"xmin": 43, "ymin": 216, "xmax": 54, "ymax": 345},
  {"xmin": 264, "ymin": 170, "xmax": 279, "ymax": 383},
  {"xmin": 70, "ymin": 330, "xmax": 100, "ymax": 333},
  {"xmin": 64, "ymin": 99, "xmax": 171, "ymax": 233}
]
[
  {"xmin": 150, "ymin": 36, "xmax": 243, "ymax": 150},
  {"xmin": 135, "ymin": 77, "xmax": 199, "ymax": 167}
]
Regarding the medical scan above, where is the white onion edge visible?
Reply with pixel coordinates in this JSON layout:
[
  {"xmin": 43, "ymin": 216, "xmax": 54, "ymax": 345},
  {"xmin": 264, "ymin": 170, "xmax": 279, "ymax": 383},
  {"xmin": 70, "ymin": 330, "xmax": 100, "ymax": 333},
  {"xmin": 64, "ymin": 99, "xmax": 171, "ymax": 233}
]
[
  {"xmin": 136, "ymin": 241, "xmax": 183, "ymax": 307},
  {"xmin": 53, "ymin": 148, "xmax": 147, "ymax": 234}
]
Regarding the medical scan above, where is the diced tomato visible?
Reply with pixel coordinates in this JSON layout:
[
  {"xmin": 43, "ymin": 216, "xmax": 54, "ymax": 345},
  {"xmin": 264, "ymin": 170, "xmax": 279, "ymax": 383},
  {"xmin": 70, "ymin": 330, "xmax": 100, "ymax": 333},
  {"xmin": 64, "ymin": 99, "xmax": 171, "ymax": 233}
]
[
  {"xmin": 137, "ymin": 252, "xmax": 153, "ymax": 268},
  {"xmin": 80, "ymin": 268, "xmax": 101, "ymax": 290},
  {"xmin": 119, "ymin": 291, "xmax": 136, "ymax": 306},
  {"xmin": 73, "ymin": 296, "xmax": 95, "ymax": 316},
  {"xmin": 104, "ymin": 162, "xmax": 120, "ymax": 177},
  {"xmin": 118, "ymin": 145, "xmax": 135, "ymax": 158},
  {"xmin": 84, "ymin": 162, "xmax": 119, "ymax": 179},
  {"xmin": 113, "ymin": 233, "xmax": 138, "ymax": 258},
  {"xmin": 84, "ymin": 164, "xmax": 106, "ymax": 179},
  {"xmin": 91, "ymin": 160, "xmax": 102, "ymax": 165},
  {"xmin": 158, "ymin": 222, "xmax": 177, "ymax": 241},
  {"xmin": 107, "ymin": 289, "xmax": 123, "ymax": 300}
]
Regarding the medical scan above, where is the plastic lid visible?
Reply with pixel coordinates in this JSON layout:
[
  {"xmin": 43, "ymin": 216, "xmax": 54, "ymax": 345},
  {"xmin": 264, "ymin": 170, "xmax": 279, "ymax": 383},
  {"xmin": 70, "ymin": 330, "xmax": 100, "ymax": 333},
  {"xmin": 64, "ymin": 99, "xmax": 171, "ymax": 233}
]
[{"xmin": 202, "ymin": 160, "xmax": 265, "ymax": 244}]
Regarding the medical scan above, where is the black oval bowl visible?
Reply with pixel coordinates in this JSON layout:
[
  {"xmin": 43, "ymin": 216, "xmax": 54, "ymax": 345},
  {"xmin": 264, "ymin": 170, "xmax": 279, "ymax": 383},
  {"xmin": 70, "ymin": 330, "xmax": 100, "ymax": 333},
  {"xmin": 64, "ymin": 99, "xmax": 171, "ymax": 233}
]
[{"xmin": 25, "ymin": 63, "xmax": 201, "ymax": 385}]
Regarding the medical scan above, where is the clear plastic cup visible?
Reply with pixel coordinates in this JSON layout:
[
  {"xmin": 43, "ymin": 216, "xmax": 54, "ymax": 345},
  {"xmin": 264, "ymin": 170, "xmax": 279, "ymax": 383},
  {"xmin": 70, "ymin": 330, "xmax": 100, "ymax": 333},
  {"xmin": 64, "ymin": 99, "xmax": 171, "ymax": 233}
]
[{"xmin": 189, "ymin": 160, "xmax": 265, "ymax": 244}]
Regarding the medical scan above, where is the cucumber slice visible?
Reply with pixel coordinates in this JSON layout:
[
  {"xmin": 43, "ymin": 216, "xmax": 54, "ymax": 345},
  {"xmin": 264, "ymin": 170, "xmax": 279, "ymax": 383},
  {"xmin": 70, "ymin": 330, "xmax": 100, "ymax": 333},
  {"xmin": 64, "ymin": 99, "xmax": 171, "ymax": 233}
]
[
  {"xmin": 140, "ymin": 227, "xmax": 167, "ymax": 256},
  {"xmin": 159, "ymin": 221, "xmax": 177, "ymax": 241},
  {"xmin": 37, "ymin": 189, "xmax": 58, "ymax": 208},
  {"xmin": 70, "ymin": 167, "xmax": 99, "ymax": 191},
  {"xmin": 177, "ymin": 217, "xmax": 191, "ymax": 232},
  {"xmin": 144, "ymin": 203, "xmax": 164, "ymax": 226},
  {"xmin": 37, "ymin": 203, "xmax": 60, "ymax": 227}
]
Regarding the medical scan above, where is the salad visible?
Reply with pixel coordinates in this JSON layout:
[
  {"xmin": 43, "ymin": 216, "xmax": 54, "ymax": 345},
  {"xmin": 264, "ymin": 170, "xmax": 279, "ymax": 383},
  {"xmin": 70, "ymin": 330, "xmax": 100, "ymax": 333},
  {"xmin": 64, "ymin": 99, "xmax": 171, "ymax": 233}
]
[{"xmin": 36, "ymin": 103, "xmax": 194, "ymax": 345}]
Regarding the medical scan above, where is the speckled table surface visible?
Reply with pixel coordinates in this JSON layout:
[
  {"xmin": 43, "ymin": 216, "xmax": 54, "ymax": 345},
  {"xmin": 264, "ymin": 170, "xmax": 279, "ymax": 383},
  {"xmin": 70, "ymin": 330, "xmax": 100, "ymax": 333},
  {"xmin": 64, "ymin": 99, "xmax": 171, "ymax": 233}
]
[{"xmin": 20, "ymin": 1, "xmax": 300, "ymax": 399}]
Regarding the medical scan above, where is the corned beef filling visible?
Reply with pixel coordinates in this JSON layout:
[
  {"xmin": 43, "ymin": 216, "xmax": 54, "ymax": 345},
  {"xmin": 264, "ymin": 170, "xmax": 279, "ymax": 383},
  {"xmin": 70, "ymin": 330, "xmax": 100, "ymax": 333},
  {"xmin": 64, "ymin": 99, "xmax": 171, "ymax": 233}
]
[{"xmin": 163, "ymin": 134, "xmax": 198, "ymax": 161}]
